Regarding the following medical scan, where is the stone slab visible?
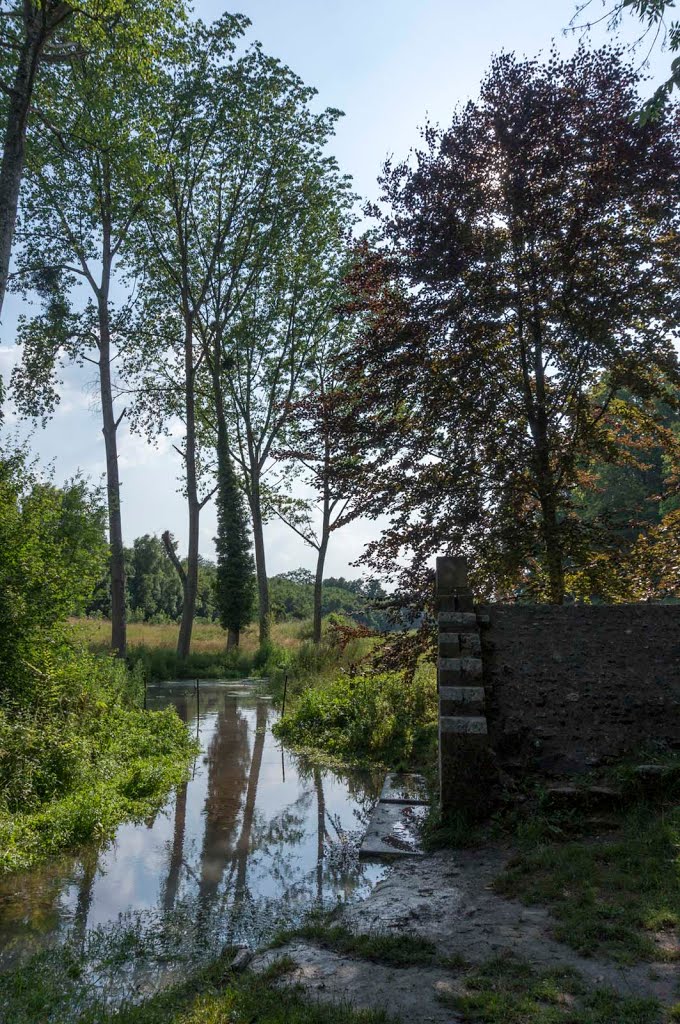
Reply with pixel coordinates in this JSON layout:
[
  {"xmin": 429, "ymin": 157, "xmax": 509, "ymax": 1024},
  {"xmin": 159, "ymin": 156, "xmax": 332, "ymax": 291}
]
[
  {"xmin": 359, "ymin": 801, "xmax": 427, "ymax": 859},
  {"xmin": 438, "ymin": 611, "xmax": 477, "ymax": 629},
  {"xmin": 439, "ymin": 633, "xmax": 482, "ymax": 656},
  {"xmin": 440, "ymin": 715, "xmax": 488, "ymax": 735},
  {"xmin": 439, "ymin": 686, "xmax": 485, "ymax": 704},
  {"xmin": 439, "ymin": 657, "xmax": 482, "ymax": 676},
  {"xmin": 379, "ymin": 772, "xmax": 429, "ymax": 805}
]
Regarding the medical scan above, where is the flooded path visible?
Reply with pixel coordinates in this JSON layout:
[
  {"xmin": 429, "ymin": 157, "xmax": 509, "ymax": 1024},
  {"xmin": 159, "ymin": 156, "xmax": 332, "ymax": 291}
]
[{"xmin": 0, "ymin": 682, "xmax": 385, "ymax": 997}]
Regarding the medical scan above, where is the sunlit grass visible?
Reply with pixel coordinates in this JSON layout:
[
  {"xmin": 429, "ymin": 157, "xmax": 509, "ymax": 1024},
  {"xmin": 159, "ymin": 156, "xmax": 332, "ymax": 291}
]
[{"xmin": 69, "ymin": 617, "xmax": 309, "ymax": 656}]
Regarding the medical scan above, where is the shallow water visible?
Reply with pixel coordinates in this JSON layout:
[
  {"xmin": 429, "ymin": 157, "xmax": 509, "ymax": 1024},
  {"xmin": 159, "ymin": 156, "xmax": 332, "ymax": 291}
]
[{"xmin": 0, "ymin": 682, "xmax": 385, "ymax": 996}]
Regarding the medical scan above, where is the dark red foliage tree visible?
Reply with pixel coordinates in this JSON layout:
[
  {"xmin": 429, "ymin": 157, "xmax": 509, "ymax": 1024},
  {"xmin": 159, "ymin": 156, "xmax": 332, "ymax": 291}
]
[{"xmin": 340, "ymin": 46, "xmax": 680, "ymax": 605}]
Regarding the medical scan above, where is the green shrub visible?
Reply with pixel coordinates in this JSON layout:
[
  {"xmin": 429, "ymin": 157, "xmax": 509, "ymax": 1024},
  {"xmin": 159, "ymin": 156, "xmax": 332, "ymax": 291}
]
[
  {"xmin": 273, "ymin": 663, "xmax": 437, "ymax": 769},
  {"xmin": 0, "ymin": 645, "xmax": 195, "ymax": 875}
]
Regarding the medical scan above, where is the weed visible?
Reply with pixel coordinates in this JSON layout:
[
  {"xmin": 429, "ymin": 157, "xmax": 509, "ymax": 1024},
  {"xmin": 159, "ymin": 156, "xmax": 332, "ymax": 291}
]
[
  {"xmin": 273, "ymin": 662, "xmax": 437, "ymax": 770},
  {"xmin": 440, "ymin": 953, "xmax": 661, "ymax": 1023},
  {"xmin": 273, "ymin": 923, "xmax": 438, "ymax": 967},
  {"xmin": 0, "ymin": 944, "xmax": 397, "ymax": 1024},
  {"xmin": 494, "ymin": 805, "xmax": 680, "ymax": 964},
  {"xmin": 0, "ymin": 650, "xmax": 196, "ymax": 874}
]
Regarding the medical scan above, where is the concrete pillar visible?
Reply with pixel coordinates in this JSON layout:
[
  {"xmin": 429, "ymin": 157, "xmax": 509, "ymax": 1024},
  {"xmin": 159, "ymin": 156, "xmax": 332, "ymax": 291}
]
[{"xmin": 436, "ymin": 556, "xmax": 495, "ymax": 818}]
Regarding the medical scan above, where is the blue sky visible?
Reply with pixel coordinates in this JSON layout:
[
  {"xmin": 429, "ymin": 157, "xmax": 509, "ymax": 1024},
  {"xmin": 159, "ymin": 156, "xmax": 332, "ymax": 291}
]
[{"xmin": 0, "ymin": 0, "xmax": 669, "ymax": 578}]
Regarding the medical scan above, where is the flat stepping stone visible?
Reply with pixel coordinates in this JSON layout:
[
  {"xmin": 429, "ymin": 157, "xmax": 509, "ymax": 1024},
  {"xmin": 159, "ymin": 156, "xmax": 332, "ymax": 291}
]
[
  {"xmin": 380, "ymin": 772, "xmax": 429, "ymax": 805},
  {"xmin": 360, "ymin": 801, "xmax": 427, "ymax": 859}
]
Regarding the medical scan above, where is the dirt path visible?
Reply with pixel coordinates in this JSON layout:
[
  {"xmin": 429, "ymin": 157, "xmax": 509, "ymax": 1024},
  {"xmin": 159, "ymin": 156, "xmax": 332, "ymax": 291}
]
[{"xmin": 250, "ymin": 847, "xmax": 677, "ymax": 1023}]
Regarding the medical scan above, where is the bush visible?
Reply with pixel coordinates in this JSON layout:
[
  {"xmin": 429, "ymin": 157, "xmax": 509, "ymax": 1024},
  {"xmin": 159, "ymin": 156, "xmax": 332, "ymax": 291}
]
[
  {"xmin": 273, "ymin": 663, "xmax": 437, "ymax": 769},
  {"xmin": 0, "ymin": 644, "xmax": 195, "ymax": 874}
]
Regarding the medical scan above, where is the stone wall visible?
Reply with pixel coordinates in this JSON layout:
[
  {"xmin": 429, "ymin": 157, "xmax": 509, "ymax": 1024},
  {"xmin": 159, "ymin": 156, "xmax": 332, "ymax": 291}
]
[{"xmin": 479, "ymin": 604, "xmax": 680, "ymax": 775}]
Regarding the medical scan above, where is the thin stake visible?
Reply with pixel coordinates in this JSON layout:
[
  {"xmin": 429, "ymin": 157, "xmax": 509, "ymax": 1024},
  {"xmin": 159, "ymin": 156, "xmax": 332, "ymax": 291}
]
[{"xmin": 281, "ymin": 673, "xmax": 289, "ymax": 718}]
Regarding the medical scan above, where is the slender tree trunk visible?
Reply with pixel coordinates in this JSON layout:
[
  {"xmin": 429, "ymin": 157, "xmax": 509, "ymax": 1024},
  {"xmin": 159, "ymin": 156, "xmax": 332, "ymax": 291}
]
[
  {"xmin": 249, "ymin": 471, "xmax": 271, "ymax": 646},
  {"xmin": 313, "ymin": 530, "xmax": 329, "ymax": 646},
  {"xmin": 98, "ymin": 291, "xmax": 127, "ymax": 656},
  {"xmin": 0, "ymin": 3, "xmax": 73, "ymax": 318},
  {"xmin": 532, "ymin": 420, "xmax": 564, "ymax": 604},
  {"xmin": 314, "ymin": 766, "xmax": 326, "ymax": 902},
  {"xmin": 233, "ymin": 699, "xmax": 267, "ymax": 901},
  {"xmin": 177, "ymin": 317, "xmax": 199, "ymax": 659},
  {"xmin": 227, "ymin": 628, "xmax": 239, "ymax": 649},
  {"xmin": 0, "ymin": 15, "xmax": 44, "ymax": 319},
  {"xmin": 163, "ymin": 781, "xmax": 188, "ymax": 913},
  {"xmin": 538, "ymin": 482, "xmax": 565, "ymax": 605}
]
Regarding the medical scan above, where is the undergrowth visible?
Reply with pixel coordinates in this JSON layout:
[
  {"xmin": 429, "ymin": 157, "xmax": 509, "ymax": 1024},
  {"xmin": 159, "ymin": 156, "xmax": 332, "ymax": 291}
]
[
  {"xmin": 494, "ymin": 804, "xmax": 680, "ymax": 964},
  {"xmin": 272, "ymin": 661, "xmax": 437, "ymax": 770},
  {"xmin": 0, "ymin": 941, "xmax": 396, "ymax": 1024},
  {"xmin": 272, "ymin": 922, "xmax": 438, "ymax": 966},
  {"xmin": 0, "ymin": 647, "xmax": 196, "ymax": 874}
]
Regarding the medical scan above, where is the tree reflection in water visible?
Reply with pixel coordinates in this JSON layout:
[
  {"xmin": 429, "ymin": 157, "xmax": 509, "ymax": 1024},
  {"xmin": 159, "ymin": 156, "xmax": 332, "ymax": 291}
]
[{"xmin": 0, "ymin": 684, "xmax": 385, "ymax": 1004}]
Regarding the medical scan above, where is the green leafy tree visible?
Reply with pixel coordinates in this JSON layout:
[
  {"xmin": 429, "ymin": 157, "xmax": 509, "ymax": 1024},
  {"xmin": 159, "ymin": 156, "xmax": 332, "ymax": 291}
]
[
  {"xmin": 124, "ymin": 14, "xmax": 248, "ymax": 659},
  {"xmin": 213, "ymin": 448, "xmax": 255, "ymax": 649},
  {"xmin": 10, "ymin": 9, "xmax": 182, "ymax": 656},
  {"xmin": 274, "ymin": 324, "xmax": 365, "ymax": 644},
  {"xmin": 0, "ymin": 0, "xmax": 186, "ymax": 330},
  {"xmin": 171, "ymin": 32, "xmax": 353, "ymax": 645},
  {"xmin": 0, "ymin": 444, "xmax": 107, "ymax": 693}
]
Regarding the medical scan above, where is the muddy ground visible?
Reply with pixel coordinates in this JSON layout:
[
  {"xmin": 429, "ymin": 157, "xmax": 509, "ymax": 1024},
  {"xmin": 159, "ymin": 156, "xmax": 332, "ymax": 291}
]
[{"xmin": 250, "ymin": 847, "xmax": 678, "ymax": 1023}]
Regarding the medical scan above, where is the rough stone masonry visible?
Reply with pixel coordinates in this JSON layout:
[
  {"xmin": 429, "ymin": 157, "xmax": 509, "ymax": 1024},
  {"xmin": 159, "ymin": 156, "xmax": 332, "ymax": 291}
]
[{"xmin": 479, "ymin": 603, "xmax": 680, "ymax": 775}]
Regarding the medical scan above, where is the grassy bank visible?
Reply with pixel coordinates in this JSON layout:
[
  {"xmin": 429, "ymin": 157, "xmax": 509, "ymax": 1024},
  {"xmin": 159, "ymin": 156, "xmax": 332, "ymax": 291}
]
[
  {"xmin": 0, "ymin": 647, "xmax": 196, "ymax": 875},
  {"xmin": 494, "ymin": 803, "xmax": 680, "ymax": 965},
  {"xmin": 70, "ymin": 617, "xmax": 309, "ymax": 681},
  {"xmin": 272, "ymin": 660, "xmax": 437, "ymax": 771},
  {"xmin": 0, "ymin": 941, "xmax": 395, "ymax": 1024}
]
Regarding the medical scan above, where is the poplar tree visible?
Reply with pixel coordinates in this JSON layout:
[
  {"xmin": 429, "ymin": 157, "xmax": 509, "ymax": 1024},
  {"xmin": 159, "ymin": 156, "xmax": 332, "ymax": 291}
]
[
  {"xmin": 10, "ymin": 5, "xmax": 184, "ymax": 655},
  {"xmin": 214, "ymin": 447, "xmax": 255, "ymax": 649}
]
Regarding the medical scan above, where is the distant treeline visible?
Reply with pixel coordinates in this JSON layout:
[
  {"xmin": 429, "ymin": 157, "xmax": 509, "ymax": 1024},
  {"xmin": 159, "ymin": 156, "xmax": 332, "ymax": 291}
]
[{"xmin": 85, "ymin": 535, "xmax": 391, "ymax": 630}]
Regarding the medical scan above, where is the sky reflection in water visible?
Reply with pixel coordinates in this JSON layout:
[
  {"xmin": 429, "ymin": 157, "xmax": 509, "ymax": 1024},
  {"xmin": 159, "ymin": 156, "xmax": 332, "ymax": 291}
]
[{"xmin": 0, "ymin": 683, "xmax": 385, "ymax": 995}]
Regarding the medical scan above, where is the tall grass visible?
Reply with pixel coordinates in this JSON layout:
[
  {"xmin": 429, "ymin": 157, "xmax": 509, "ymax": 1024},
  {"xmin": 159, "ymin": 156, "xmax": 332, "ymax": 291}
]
[{"xmin": 69, "ymin": 617, "xmax": 313, "ymax": 682}]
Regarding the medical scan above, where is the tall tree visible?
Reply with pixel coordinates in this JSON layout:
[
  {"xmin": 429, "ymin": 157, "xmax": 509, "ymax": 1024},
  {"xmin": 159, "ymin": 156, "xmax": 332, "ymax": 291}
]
[
  {"xmin": 0, "ymin": 0, "xmax": 183, "ymax": 325},
  {"xmin": 339, "ymin": 47, "xmax": 680, "ymax": 604},
  {"xmin": 124, "ymin": 14, "xmax": 247, "ymax": 659},
  {"xmin": 10, "ymin": 11, "xmax": 178, "ymax": 655},
  {"xmin": 205, "ymin": 168, "xmax": 353, "ymax": 646},
  {"xmin": 182, "ymin": 40, "xmax": 351, "ymax": 645},
  {"xmin": 214, "ymin": 443, "xmax": 255, "ymax": 649},
  {"xmin": 274, "ymin": 327, "xmax": 364, "ymax": 644}
]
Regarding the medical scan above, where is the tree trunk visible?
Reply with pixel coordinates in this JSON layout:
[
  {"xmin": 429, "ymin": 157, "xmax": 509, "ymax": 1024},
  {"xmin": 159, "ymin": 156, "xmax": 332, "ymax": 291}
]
[
  {"xmin": 98, "ymin": 293, "xmax": 127, "ymax": 656},
  {"xmin": 0, "ymin": 3, "xmax": 72, "ymax": 318},
  {"xmin": 0, "ymin": 17, "xmax": 43, "ymax": 319},
  {"xmin": 313, "ymin": 531, "xmax": 329, "ymax": 645},
  {"xmin": 538, "ymin": 484, "xmax": 565, "ymax": 605},
  {"xmin": 177, "ymin": 318, "xmax": 199, "ymax": 659},
  {"xmin": 249, "ymin": 473, "xmax": 271, "ymax": 646},
  {"xmin": 227, "ymin": 628, "xmax": 239, "ymax": 650}
]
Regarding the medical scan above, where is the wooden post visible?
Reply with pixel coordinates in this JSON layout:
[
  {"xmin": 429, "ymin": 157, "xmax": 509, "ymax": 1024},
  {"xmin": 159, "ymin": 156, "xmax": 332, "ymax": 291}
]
[{"xmin": 436, "ymin": 556, "xmax": 494, "ymax": 818}]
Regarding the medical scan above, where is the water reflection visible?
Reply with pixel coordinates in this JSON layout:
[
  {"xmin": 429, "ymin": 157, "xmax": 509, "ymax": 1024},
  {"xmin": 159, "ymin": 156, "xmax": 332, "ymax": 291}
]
[{"xmin": 0, "ymin": 682, "xmax": 384, "ymax": 990}]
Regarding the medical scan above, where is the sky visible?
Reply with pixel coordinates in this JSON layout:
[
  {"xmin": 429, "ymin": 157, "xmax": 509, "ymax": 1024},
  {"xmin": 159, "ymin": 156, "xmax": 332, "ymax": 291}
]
[{"xmin": 0, "ymin": 0, "xmax": 670, "ymax": 579}]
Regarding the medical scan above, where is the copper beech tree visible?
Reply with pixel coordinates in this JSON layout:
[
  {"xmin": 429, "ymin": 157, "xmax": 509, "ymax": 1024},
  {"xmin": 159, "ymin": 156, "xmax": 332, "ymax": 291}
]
[{"xmin": 339, "ymin": 47, "xmax": 680, "ymax": 605}]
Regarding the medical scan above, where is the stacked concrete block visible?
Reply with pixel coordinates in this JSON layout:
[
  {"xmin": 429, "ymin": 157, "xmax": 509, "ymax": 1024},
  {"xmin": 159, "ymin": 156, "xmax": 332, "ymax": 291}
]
[{"xmin": 436, "ymin": 556, "xmax": 496, "ymax": 817}]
